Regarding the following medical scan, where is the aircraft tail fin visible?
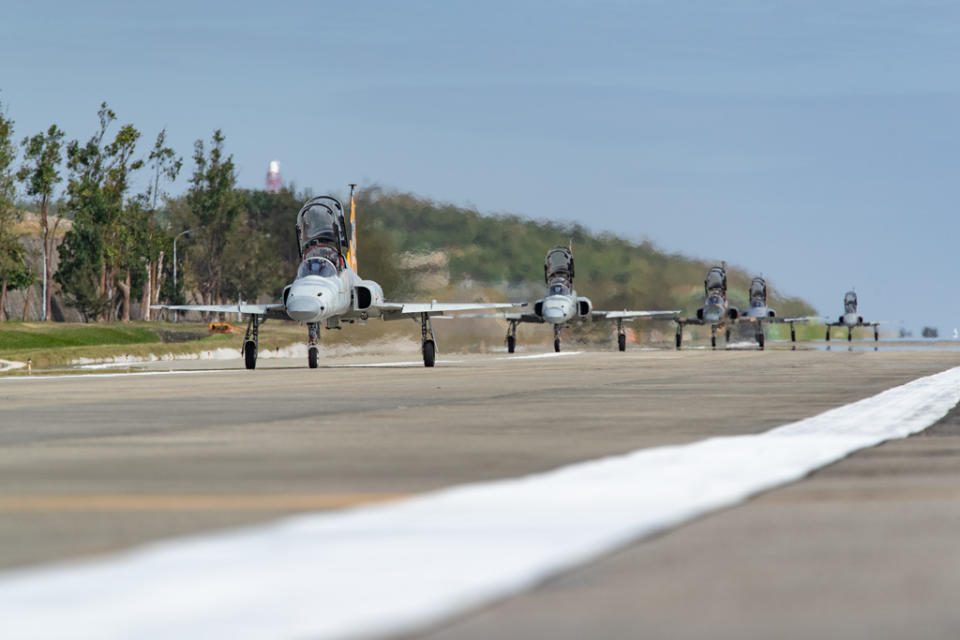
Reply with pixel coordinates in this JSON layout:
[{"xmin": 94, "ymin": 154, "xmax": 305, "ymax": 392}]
[{"xmin": 347, "ymin": 184, "xmax": 358, "ymax": 272}]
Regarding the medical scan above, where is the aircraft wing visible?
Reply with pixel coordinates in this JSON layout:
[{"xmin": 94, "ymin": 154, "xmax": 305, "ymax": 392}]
[
  {"xmin": 378, "ymin": 301, "xmax": 517, "ymax": 320},
  {"xmin": 151, "ymin": 303, "xmax": 287, "ymax": 319},
  {"xmin": 593, "ymin": 310, "xmax": 680, "ymax": 321},
  {"xmin": 775, "ymin": 315, "xmax": 822, "ymax": 324},
  {"xmin": 452, "ymin": 311, "xmax": 544, "ymax": 323}
]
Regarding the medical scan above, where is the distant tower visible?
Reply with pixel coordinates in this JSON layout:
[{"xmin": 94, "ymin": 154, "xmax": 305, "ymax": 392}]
[{"xmin": 265, "ymin": 160, "xmax": 282, "ymax": 193}]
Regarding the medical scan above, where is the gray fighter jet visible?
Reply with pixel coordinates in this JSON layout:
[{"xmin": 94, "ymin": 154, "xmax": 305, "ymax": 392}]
[
  {"xmin": 154, "ymin": 188, "xmax": 514, "ymax": 369},
  {"xmin": 822, "ymin": 290, "xmax": 879, "ymax": 343},
  {"xmin": 490, "ymin": 245, "xmax": 678, "ymax": 353},
  {"xmin": 675, "ymin": 265, "xmax": 814, "ymax": 350}
]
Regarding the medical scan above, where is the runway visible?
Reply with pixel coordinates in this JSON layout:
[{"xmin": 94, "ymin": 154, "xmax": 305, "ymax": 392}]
[{"xmin": 1, "ymin": 348, "xmax": 959, "ymax": 638}]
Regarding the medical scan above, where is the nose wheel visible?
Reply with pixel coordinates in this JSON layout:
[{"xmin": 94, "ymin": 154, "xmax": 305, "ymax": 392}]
[
  {"xmin": 554, "ymin": 324, "xmax": 561, "ymax": 353},
  {"xmin": 675, "ymin": 323, "xmax": 683, "ymax": 350},
  {"xmin": 307, "ymin": 322, "xmax": 319, "ymax": 369},
  {"xmin": 420, "ymin": 313, "xmax": 437, "ymax": 367},
  {"xmin": 756, "ymin": 331, "xmax": 764, "ymax": 350},
  {"xmin": 617, "ymin": 319, "xmax": 626, "ymax": 352},
  {"xmin": 710, "ymin": 325, "xmax": 717, "ymax": 350}
]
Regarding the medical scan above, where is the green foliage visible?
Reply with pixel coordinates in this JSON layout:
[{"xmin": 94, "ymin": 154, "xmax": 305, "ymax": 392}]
[
  {"xmin": 16, "ymin": 124, "xmax": 64, "ymax": 202},
  {"xmin": 0, "ymin": 323, "xmax": 159, "ymax": 350},
  {"xmin": 175, "ymin": 130, "xmax": 243, "ymax": 304},
  {"xmin": 0, "ymin": 101, "xmax": 30, "ymax": 298}
]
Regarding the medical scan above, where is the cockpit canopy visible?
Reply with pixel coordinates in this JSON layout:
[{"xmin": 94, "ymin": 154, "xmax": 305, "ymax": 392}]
[
  {"xmin": 296, "ymin": 196, "xmax": 348, "ymax": 257},
  {"xmin": 844, "ymin": 290, "xmax": 858, "ymax": 313},
  {"xmin": 749, "ymin": 277, "xmax": 767, "ymax": 301},
  {"xmin": 704, "ymin": 267, "xmax": 726, "ymax": 293},
  {"xmin": 547, "ymin": 281, "xmax": 571, "ymax": 296},
  {"xmin": 297, "ymin": 257, "xmax": 338, "ymax": 279},
  {"xmin": 544, "ymin": 246, "xmax": 574, "ymax": 283}
]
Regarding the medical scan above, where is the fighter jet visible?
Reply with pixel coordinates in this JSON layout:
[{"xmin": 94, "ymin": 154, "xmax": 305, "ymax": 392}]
[
  {"xmin": 674, "ymin": 265, "xmax": 814, "ymax": 350},
  {"xmin": 154, "ymin": 187, "xmax": 515, "ymax": 369},
  {"xmin": 487, "ymin": 245, "xmax": 678, "ymax": 353},
  {"xmin": 822, "ymin": 290, "xmax": 879, "ymax": 343}
]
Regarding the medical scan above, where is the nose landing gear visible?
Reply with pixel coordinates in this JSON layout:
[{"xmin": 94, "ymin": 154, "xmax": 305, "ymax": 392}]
[
  {"xmin": 554, "ymin": 324, "xmax": 562, "ymax": 353},
  {"xmin": 617, "ymin": 319, "xmax": 626, "ymax": 352},
  {"xmin": 307, "ymin": 322, "xmax": 319, "ymax": 369}
]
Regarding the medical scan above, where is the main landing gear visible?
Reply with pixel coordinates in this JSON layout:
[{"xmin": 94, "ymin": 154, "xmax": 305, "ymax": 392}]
[
  {"xmin": 420, "ymin": 313, "xmax": 437, "ymax": 367},
  {"xmin": 617, "ymin": 319, "xmax": 626, "ymax": 352},
  {"xmin": 242, "ymin": 314, "xmax": 260, "ymax": 370},
  {"xmin": 307, "ymin": 322, "xmax": 319, "ymax": 369},
  {"xmin": 553, "ymin": 324, "xmax": 562, "ymax": 353},
  {"xmin": 506, "ymin": 320, "xmax": 518, "ymax": 354}
]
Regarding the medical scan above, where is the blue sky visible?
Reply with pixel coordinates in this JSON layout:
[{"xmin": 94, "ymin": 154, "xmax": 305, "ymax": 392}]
[{"xmin": 3, "ymin": 1, "xmax": 958, "ymax": 332}]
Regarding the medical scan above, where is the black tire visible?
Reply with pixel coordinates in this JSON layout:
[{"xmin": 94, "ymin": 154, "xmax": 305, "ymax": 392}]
[
  {"xmin": 874, "ymin": 328, "xmax": 879, "ymax": 342},
  {"xmin": 725, "ymin": 329, "xmax": 731, "ymax": 342},
  {"xmin": 675, "ymin": 330, "xmax": 682, "ymax": 350},
  {"xmin": 618, "ymin": 333, "xmax": 626, "ymax": 352},
  {"xmin": 757, "ymin": 332, "xmax": 765, "ymax": 350},
  {"xmin": 791, "ymin": 328, "xmax": 796, "ymax": 343},
  {"xmin": 711, "ymin": 335, "xmax": 717, "ymax": 349},
  {"xmin": 507, "ymin": 335, "xmax": 516, "ymax": 354},
  {"xmin": 308, "ymin": 346, "xmax": 319, "ymax": 369},
  {"xmin": 423, "ymin": 340, "xmax": 436, "ymax": 367},
  {"xmin": 554, "ymin": 338, "xmax": 561, "ymax": 353},
  {"xmin": 825, "ymin": 329, "xmax": 830, "ymax": 342},
  {"xmin": 848, "ymin": 329, "xmax": 853, "ymax": 342},
  {"xmin": 243, "ymin": 341, "xmax": 257, "ymax": 370}
]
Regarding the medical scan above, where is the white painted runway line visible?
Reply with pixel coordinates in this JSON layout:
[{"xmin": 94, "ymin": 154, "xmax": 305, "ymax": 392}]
[{"xmin": 2, "ymin": 366, "xmax": 960, "ymax": 639}]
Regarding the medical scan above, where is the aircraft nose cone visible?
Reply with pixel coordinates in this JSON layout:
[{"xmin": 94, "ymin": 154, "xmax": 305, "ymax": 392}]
[
  {"xmin": 543, "ymin": 306, "xmax": 566, "ymax": 322},
  {"xmin": 703, "ymin": 305, "xmax": 723, "ymax": 322},
  {"xmin": 286, "ymin": 295, "xmax": 324, "ymax": 322}
]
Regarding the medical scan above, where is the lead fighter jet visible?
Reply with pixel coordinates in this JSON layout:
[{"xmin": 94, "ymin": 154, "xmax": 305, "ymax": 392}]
[
  {"xmin": 490, "ymin": 245, "xmax": 678, "ymax": 353},
  {"xmin": 154, "ymin": 187, "xmax": 514, "ymax": 369}
]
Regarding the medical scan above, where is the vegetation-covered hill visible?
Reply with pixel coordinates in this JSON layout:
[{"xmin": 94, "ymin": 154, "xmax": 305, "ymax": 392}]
[{"xmin": 356, "ymin": 187, "xmax": 816, "ymax": 318}]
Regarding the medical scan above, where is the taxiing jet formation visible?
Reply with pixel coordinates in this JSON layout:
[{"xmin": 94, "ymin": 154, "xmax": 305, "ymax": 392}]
[
  {"xmin": 484, "ymin": 245, "xmax": 678, "ymax": 353},
  {"xmin": 154, "ymin": 187, "xmax": 514, "ymax": 369},
  {"xmin": 675, "ymin": 263, "xmax": 816, "ymax": 350}
]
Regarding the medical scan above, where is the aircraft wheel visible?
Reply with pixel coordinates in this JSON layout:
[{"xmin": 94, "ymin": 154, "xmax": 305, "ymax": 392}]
[
  {"xmin": 308, "ymin": 346, "xmax": 319, "ymax": 369},
  {"xmin": 507, "ymin": 335, "xmax": 516, "ymax": 354},
  {"xmin": 554, "ymin": 338, "xmax": 561, "ymax": 353},
  {"xmin": 243, "ymin": 341, "xmax": 257, "ymax": 370},
  {"xmin": 725, "ymin": 329, "xmax": 731, "ymax": 342},
  {"xmin": 825, "ymin": 329, "xmax": 830, "ymax": 342},
  {"xmin": 618, "ymin": 333, "xmax": 626, "ymax": 352},
  {"xmin": 757, "ymin": 333, "xmax": 765, "ymax": 350},
  {"xmin": 791, "ymin": 328, "xmax": 796, "ymax": 342},
  {"xmin": 423, "ymin": 340, "xmax": 436, "ymax": 367},
  {"xmin": 711, "ymin": 335, "xmax": 717, "ymax": 349},
  {"xmin": 675, "ymin": 331, "xmax": 682, "ymax": 350},
  {"xmin": 848, "ymin": 329, "xmax": 853, "ymax": 342}
]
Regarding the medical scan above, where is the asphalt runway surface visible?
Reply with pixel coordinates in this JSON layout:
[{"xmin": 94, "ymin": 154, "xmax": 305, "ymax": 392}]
[{"xmin": 1, "ymin": 347, "xmax": 959, "ymax": 638}]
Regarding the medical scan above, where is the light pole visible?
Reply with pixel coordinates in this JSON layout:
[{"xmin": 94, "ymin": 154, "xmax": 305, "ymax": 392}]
[{"xmin": 173, "ymin": 229, "xmax": 191, "ymax": 323}]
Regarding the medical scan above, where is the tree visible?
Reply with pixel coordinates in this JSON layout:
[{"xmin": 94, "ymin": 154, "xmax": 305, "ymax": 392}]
[
  {"xmin": 16, "ymin": 123, "xmax": 64, "ymax": 321},
  {"xmin": 177, "ymin": 130, "xmax": 242, "ymax": 306},
  {"xmin": 57, "ymin": 103, "xmax": 144, "ymax": 321},
  {"xmin": 0, "ymin": 102, "xmax": 32, "ymax": 320},
  {"xmin": 138, "ymin": 129, "xmax": 181, "ymax": 320}
]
